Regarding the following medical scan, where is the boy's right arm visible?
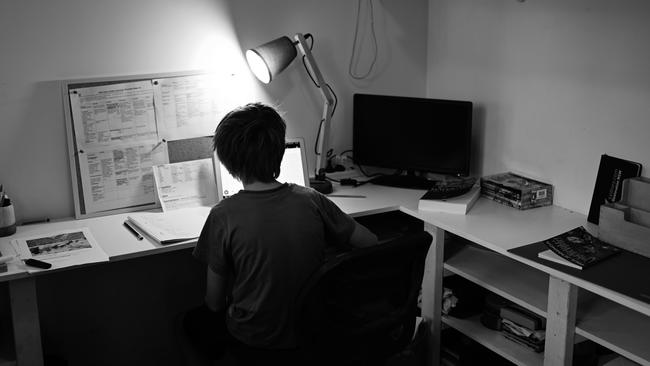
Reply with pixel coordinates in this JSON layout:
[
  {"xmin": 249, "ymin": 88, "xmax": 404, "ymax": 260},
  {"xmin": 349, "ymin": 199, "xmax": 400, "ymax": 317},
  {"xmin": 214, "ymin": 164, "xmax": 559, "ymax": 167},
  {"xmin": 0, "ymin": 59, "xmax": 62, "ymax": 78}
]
[
  {"xmin": 348, "ymin": 222, "xmax": 378, "ymax": 248},
  {"xmin": 205, "ymin": 267, "xmax": 228, "ymax": 312}
]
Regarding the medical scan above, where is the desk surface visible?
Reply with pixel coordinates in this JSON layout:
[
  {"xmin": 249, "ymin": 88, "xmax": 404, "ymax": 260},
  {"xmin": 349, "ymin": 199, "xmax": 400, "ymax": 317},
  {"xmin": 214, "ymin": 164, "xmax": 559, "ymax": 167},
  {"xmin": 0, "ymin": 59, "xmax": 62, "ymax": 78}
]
[{"xmin": 1, "ymin": 183, "xmax": 648, "ymax": 316}]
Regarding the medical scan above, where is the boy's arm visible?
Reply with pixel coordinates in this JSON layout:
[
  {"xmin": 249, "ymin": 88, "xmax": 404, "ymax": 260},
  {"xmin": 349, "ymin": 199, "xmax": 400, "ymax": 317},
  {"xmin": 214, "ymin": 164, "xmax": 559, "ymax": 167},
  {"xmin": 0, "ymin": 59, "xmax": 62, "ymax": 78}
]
[
  {"xmin": 205, "ymin": 267, "xmax": 228, "ymax": 312},
  {"xmin": 348, "ymin": 222, "xmax": 378, "ymax": 248}
]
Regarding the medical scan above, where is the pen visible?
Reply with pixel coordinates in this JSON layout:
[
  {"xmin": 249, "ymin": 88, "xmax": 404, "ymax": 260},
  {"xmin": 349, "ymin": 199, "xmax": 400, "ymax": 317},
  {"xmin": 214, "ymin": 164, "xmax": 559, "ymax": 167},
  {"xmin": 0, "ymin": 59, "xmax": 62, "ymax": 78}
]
[
  {"xmin": 123, "ymin": 221, "xmax": 144, "ymax": 240},
  {"xmin": 21, "ymin": 218, "xmax": 51, "ymax": 226},
  {"xmin": 328, "ymin": 194, "xmax": 367, "ymax": 198},
  {"xmin": 24, "ymin": 258, "xmax": 52, "ymax": 269}
]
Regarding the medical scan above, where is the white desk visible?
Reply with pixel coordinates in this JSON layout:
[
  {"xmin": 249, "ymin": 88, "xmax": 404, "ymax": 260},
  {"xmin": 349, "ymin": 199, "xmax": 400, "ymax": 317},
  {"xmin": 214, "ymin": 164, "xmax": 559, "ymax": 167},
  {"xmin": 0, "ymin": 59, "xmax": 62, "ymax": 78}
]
[{"xmin": 1, "ymin": 184, "xmax": 648, "ymax": 366}]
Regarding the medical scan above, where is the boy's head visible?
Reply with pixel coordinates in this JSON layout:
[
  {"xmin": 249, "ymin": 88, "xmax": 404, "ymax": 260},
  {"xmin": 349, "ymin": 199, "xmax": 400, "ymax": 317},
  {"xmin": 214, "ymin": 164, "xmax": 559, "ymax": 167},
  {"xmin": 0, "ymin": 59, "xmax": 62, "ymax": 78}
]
[{"xmin": 214, "ymin": 103, "xmax": 287, "ymax": 184}]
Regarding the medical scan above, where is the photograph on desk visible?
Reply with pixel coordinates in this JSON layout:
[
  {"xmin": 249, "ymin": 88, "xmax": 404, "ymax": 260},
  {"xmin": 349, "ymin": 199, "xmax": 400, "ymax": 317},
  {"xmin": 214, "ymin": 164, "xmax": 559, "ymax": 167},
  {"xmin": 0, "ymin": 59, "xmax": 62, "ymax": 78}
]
[{"xmin": 1, "ymin": 228, "xmax": 108, "ymax": 273}]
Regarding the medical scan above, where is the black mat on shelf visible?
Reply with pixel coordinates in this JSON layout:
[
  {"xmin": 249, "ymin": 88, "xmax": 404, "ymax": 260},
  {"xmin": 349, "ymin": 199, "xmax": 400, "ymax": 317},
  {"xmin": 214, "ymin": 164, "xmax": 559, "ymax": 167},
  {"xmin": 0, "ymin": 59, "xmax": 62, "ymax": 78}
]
[{"xmin": 508, "ymin": 241, "xmax": 650, "ymax": 305}]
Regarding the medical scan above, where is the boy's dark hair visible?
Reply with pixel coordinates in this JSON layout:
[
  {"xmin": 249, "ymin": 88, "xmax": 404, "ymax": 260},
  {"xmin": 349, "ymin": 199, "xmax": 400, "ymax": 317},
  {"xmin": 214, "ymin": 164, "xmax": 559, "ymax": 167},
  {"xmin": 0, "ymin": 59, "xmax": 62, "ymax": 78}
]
[{"xmin": 213, "ymin": 103, "xmax": 287, "ymax": 184}]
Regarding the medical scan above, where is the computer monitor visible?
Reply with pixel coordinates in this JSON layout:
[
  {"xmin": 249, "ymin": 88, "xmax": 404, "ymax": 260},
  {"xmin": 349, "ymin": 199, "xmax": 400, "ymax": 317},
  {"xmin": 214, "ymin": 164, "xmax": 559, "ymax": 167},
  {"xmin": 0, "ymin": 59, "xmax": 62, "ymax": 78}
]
[
  {"xmin": 353, "ymin": 93, "xmax": 472, "ymax": 188},
  {"xmin": 213, "ymin": 138, "xmax": 310, "ymax": 200}
]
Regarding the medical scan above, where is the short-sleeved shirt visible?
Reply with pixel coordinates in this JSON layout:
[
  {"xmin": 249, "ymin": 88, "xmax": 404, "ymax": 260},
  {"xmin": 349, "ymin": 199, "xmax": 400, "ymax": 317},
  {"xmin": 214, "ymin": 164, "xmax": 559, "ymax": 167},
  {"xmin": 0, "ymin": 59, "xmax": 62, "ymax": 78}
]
[{"xmin": 193, "ymin": 183, "xmax": 356, "ymax": 349}]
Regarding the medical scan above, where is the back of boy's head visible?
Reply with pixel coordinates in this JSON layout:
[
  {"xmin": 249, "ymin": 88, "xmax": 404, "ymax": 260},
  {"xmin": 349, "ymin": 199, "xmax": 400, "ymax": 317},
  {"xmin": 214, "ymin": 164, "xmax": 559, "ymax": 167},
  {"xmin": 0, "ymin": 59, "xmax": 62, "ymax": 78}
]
[{"xmin": 214, "ymin": 103, "xmax": 287, "ymax": 184}]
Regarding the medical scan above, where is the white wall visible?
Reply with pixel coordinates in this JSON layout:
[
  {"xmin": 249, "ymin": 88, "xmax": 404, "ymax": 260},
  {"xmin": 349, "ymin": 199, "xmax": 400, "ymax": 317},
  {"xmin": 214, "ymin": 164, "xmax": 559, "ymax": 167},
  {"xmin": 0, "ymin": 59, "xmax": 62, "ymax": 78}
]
[
  {"xmin": 0, "ymin": 0, "xmax": 428, "ymax": 222},
  {"xmin": 427, "ymin": 0, "xmax": 650, "ymax": 214}
]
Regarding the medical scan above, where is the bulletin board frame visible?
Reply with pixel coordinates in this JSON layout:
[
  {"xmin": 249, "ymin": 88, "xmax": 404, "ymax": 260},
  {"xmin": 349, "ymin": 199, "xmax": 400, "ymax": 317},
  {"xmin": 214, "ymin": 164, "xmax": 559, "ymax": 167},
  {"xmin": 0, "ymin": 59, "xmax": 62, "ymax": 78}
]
[{"xmin": 61, "ymin": 70, "xmax": 223, "ymax": 219}]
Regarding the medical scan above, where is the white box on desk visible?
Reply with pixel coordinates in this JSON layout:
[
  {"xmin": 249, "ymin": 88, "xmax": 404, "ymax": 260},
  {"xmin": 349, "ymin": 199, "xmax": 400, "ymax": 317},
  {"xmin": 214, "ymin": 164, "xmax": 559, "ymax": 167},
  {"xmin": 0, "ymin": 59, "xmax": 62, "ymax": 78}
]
[{"xmin": 418, "ymin": 185, "xmax": 480, "ymax": 215}]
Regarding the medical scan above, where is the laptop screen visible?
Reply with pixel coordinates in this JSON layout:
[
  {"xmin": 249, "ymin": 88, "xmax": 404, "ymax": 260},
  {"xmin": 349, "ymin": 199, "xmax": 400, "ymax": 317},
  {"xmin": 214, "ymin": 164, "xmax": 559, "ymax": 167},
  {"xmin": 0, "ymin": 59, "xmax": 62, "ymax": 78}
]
[{"xmin": 213, "ymin": 138, "xmax": 310, "ymax": 200}]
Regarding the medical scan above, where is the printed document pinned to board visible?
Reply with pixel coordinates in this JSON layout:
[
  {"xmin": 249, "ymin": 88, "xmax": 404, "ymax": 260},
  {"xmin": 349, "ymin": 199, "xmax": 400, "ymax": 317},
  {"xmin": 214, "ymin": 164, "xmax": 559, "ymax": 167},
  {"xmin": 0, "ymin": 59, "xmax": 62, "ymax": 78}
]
[
  {"xmin": 69, "ymin": 80, "xmax": 169, "ymax": 215},
  {"xmin": 153, "ymin": 74, "xmax": 224, "ymax": 141},
  {"xmin": 152, "ymin": 158, "xmax": 217, "ymax": 211}
]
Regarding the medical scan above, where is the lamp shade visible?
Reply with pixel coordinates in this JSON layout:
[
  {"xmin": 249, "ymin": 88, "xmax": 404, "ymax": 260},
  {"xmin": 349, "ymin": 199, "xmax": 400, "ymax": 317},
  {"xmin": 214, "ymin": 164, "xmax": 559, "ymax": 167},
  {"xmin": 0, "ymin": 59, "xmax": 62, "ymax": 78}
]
[{"xmin": 245, "ymin": 36, "xmax": 297, "ymax": 84}]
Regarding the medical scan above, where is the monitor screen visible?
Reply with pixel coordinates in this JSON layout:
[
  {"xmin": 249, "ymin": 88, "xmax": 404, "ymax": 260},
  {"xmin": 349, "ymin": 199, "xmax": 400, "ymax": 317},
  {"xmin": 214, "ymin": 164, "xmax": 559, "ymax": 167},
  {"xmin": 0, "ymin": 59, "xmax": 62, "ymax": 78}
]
[
  {"xmin": 213, "ymin": 138, "xmax": 309, "ymax": 200},
  {"xmin": 353, "ymin": 93, "xmax": 472, "ymax": 176}
]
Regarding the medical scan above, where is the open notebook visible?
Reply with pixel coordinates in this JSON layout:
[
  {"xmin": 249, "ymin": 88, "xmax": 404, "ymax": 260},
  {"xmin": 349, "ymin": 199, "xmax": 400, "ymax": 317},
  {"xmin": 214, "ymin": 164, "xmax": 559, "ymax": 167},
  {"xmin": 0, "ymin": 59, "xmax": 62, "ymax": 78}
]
[
  {"xmin": 213, "ymin": 137, "xmax": 310, "ymax": 200},
  {"xmin": 126, "ymin": 206, "xmax": 211, "ymax": 245}
]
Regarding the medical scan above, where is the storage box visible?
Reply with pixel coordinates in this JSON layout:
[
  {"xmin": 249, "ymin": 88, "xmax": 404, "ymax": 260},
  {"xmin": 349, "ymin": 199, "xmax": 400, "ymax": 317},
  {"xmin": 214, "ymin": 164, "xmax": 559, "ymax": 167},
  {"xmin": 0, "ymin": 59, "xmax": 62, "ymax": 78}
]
[
  {"xmin": 599, "ymin": 177, "xmax": 650, "ymax": 258},
  {"xmin": 480, "ymin": 172, "xmax": 553, "ymax": 210}
]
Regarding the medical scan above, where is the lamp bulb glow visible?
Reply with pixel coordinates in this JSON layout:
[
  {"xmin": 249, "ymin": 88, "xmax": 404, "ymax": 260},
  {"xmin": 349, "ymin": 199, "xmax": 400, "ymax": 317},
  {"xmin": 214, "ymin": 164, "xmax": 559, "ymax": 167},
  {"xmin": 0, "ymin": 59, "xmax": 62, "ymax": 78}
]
[{"xmin": 246, "ymin": 50, "xmax": 271, "ymax": 84}]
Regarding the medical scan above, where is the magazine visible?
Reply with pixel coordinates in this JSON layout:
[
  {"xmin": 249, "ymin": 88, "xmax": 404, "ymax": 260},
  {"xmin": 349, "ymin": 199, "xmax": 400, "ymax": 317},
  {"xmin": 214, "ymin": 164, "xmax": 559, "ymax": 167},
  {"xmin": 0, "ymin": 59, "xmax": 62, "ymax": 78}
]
[{"xmin": 537, "ymin": 226, "xmax": 620, "ymax": 270}]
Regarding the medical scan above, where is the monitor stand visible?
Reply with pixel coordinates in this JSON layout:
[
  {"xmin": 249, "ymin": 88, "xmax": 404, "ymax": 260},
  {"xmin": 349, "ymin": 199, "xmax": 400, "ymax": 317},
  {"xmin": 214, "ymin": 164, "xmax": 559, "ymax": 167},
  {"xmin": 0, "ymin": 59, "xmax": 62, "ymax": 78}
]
[{"xmin": 370, "ymin": 172, "xmax": 436, "ymax": 190}]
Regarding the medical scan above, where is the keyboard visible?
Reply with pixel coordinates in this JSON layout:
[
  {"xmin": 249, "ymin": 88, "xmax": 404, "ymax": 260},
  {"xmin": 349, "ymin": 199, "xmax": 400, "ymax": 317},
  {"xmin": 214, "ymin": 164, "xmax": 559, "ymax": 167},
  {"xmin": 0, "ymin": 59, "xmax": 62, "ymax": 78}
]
[
  {"xmin": 421, "ymin": 177, "xmax": 477, "ymax": 199},
  {"xmin": 370, "ymin": 175, "xmax": 436, "ymax": 190}
]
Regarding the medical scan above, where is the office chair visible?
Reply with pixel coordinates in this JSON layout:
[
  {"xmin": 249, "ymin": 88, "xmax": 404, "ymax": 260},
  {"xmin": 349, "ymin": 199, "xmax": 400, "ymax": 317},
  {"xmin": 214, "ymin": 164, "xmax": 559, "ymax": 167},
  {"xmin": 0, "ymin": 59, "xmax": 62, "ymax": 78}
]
[
  {"xmin": 179, "ymin": 231, "xmax": 432, "ymax": 366},
  {"xmin": 293, "ymin": 230, "xmax": 432, "ymax": 366}
]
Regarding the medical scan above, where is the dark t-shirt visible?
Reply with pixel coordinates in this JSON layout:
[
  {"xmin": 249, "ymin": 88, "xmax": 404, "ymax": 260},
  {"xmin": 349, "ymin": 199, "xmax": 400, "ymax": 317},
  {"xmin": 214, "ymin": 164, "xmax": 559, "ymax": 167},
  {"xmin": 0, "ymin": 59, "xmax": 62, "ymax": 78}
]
[{"xmin": 193, "ymin": 183, "xmax": 356, "ymax": 349}]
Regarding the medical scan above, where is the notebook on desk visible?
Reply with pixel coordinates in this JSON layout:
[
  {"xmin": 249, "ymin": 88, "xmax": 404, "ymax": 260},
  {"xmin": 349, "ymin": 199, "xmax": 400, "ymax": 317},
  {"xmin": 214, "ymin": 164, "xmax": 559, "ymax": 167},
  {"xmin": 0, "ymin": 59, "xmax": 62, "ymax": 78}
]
[{"xmin": 213, "ymin": 138, "xmax": 310, "ymax": 200}]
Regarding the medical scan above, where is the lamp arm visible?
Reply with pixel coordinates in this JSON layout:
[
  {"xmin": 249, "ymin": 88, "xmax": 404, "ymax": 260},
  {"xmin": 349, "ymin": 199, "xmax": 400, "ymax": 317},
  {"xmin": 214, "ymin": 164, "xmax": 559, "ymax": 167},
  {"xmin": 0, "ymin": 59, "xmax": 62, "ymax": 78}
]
[{"xmin": 294, "ymin": 33, "xmax": 335, "ymax": 178}]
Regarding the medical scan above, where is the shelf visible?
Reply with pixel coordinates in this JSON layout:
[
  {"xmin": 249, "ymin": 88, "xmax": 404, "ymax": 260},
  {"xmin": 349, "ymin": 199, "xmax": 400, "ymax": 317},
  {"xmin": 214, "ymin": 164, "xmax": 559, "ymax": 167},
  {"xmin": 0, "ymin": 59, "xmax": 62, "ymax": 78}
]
[
  {"xmin": 444, "ymin": 240, "xmax": 549, "ymax": 317},
  {"xmin": 577, "ymin": 294, "xmax": 650, "ymax": 366},
  {"xmin": 442, "ymin": 237, "xmax": 650, "ymax": 366},
  {"xmin": 442, "ymin": 314, "xmax": 544, "ymax": 366}
]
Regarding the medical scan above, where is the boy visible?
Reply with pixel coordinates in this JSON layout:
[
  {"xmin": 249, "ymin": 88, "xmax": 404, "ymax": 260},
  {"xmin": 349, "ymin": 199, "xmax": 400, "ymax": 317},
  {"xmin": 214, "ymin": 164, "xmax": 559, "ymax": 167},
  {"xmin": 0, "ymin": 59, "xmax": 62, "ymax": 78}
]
[{"xmin": 190, "ymin": 103, "xmax": 377, "ymax": 357}]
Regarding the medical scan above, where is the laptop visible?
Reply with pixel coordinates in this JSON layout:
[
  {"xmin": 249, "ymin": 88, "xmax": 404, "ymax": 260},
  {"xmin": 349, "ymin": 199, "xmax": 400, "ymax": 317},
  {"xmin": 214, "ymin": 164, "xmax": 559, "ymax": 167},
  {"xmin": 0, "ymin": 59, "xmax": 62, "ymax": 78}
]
[{"xmin": 213, "ymin": 137, "xmax": 310, "ymax": 200}]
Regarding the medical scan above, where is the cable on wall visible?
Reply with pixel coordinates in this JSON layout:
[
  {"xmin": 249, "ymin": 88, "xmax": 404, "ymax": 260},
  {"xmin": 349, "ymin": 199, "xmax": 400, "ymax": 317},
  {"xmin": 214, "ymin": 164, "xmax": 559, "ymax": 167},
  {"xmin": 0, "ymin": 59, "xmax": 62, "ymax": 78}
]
[{"xmin": 348, "ymin": 0, "xmax": 378, "ymax": 80}]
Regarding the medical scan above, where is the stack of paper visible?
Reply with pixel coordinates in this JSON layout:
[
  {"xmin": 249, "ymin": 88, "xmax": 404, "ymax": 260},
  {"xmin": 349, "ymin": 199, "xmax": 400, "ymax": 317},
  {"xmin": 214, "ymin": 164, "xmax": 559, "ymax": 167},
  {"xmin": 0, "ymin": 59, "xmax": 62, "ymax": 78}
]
[{"xmin": 126, "ymin": 206, "xmax": 211, "ymax": 245}]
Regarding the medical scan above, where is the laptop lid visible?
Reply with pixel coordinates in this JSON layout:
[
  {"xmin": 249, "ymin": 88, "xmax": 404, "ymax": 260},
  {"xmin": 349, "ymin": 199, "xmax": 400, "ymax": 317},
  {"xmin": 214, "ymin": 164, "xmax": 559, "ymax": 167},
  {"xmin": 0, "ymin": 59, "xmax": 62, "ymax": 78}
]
[{"xmin": 213, "ymin": 137, "xmax": 310, "ymax": 200}]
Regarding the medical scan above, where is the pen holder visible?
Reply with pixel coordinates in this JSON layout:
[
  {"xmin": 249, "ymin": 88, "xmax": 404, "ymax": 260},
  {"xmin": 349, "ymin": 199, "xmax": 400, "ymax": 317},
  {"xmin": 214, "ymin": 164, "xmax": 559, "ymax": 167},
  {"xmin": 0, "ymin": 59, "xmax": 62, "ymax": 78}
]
[{"xmin": 0, "ymin": 204, "xmax": 16, "ymax": 237}]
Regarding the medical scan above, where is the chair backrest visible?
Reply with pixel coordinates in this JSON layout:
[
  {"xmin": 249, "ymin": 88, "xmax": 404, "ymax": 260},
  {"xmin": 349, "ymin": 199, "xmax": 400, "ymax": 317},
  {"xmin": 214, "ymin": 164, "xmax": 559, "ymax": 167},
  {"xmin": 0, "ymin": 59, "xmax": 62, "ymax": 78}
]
[{"xmin": 294, "ymin": 231, "xmax": 432, "ymax": 365}]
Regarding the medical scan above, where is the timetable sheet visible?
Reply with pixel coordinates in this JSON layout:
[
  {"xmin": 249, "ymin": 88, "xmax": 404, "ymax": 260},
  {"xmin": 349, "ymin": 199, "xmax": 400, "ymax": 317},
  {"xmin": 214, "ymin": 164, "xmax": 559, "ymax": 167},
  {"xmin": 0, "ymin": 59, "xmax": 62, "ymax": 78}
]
[{"xmin": 70, "ymin": 81, "xmax": 168, "ymax": 214}]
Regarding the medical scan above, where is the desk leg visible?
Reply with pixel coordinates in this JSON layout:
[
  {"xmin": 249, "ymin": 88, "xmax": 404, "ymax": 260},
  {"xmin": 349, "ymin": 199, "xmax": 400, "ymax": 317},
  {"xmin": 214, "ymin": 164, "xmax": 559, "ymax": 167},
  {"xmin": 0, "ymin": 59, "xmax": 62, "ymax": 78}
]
[
  {"xmin": 9, "ymin": 277, "xmax": 44, "ymax": 366},
  {"xmin": 544, "ymin": 276, "xmax": 577, "ymax": 366},
  {"xmin": 421, "ymin": 224, "xmax": 445, "ymax": 366}
]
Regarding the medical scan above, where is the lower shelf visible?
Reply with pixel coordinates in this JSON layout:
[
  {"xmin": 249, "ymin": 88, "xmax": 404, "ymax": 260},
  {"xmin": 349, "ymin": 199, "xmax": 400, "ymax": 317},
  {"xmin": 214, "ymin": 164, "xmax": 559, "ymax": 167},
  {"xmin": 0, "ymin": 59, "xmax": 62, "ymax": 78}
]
[
  {"xmin": 577, "ymin": 294, "xmax": 650, "ymax": 366},
  {"xmin": 442, "ymin": 314, "xmax": 543, "ymax": 366}
]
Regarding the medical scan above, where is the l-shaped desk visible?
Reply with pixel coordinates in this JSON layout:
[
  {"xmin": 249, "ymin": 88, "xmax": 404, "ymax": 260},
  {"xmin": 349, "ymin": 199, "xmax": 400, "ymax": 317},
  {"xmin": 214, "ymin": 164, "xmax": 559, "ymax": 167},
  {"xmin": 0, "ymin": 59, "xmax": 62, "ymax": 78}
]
[{"xmin": 1, "ymin": 184, "xmax": 649, "ymax": 366}]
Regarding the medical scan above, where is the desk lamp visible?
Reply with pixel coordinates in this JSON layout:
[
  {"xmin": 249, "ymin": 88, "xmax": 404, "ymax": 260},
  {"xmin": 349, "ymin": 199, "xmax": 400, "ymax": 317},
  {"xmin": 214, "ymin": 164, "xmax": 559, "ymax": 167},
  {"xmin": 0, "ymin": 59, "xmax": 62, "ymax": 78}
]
[{"xmin": 245, "ymin": 33, "xmax": 334, "ymax": 194}]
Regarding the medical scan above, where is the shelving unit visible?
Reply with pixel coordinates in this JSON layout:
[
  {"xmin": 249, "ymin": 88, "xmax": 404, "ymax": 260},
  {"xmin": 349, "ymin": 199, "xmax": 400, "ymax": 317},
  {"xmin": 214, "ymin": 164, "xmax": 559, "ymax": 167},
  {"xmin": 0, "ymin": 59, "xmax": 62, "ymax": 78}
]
[
  {"xmin": 444, "ymin": 240, "xmax": 548, "ymax": 317},
  {"xmin": 429, "ymin": 226, "xmax": 650, "ymax": 366},
  {"xmin": 576, "ymin": 295, "xmax": 650, "ymax": 365},
  {"xmin": 442, "ymin": 314, "xmax": 544, "ymax": 366}
]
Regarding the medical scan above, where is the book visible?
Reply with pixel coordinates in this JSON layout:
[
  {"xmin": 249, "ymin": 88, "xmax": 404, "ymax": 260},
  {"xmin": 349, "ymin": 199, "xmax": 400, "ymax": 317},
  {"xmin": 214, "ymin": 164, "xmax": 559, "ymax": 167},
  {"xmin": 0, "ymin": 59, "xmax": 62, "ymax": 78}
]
[
  {"xmin": 418, "ymin": 184, "xmax": 480, "ymax": 214},
  {"xmin": 480, "ymin": 183, "xmax": 522, "ymax": 201},
  {"xmin": 587, "ymin": 154, "xmax": 642, "ymax": 224},
  {"xmin": 481, "ymin": 190, "xmax": 550, "ymax": 210},
  {"xmin": 480, "ymin": 172, "xmax": 553, "ymax": 209},
  {"xmin": 537, "ymin": 250, "xmax": 583, "ymax": 270},
  {"xmin": 536, "ymin": 226, "xmax": 621, "ymax": 270},
  {"xmin": 500, "ymin": 306, "xmax": 545, "ymax": 330},
  {"xmin": 126, "ymin": 206, "xmax": 211, "ymax": 244}
]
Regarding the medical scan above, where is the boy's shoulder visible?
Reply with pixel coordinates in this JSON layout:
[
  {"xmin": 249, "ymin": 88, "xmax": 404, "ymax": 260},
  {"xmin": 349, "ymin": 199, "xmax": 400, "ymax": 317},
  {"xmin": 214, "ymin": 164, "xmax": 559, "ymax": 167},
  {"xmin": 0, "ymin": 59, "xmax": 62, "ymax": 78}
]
[
  {"xmin": 286, "ymin": 183, "xmax": 318, "ymax": 195},
  {"xmin": 216, "ymin": 183, "xmax": 320, "ymax": 206}
]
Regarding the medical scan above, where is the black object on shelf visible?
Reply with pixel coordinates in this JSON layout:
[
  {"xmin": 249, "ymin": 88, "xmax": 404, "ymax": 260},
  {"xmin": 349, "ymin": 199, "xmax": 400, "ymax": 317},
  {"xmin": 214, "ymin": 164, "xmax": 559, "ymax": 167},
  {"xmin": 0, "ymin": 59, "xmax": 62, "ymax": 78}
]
[{"xmin": 443, "ymin": 275, "xmax": 487, "ymax": 319}]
